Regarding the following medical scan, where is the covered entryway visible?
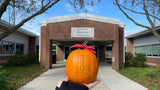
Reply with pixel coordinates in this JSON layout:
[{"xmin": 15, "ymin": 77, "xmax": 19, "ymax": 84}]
[
  {"xmin": 52, "ymin": 40, "xmax": 112, "ymax": 62},
  {"xmin": 39, "ymin": 13, "xmax": 125, "ymax": 70}
]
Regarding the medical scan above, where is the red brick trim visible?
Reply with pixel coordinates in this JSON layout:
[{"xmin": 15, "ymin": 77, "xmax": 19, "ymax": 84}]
[{"xmin": 146, "ymin": 57, "xmax": 160, "ymax": 66}]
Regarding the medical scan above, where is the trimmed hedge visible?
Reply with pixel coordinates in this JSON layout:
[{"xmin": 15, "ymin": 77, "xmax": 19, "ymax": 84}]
[
  {"xmin": 125, "ymin": 52, "xmax": 146, "ymax": 67},
  {"xmin": 9, "ymin": 52, "xmax": 39, "ymax": 66}
]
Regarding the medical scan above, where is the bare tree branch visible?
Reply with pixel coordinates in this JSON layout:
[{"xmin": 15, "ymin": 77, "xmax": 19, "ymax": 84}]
[
  {"xmin": 115, "ymin": 0, "xmax": 151, "ymax": 29},
  {"xmin": 0, "ymin": 0, "xmax": 10, "ymax": 19},
  {"xmin": 143, "ymin": 0, "xmax": 155, "ymax": 28},
  {"xmin": 41, "ymin": 0, "xmax": 44, "ymax": 7},
  {"xmin": 117, "ymin": 3, "xmax": 160, "ymax": 21},
  {"xmin": 0, "ymin": 0, "xmax": 60, "ymax": 40},
  {"xmin": 143, "ymin": 0, "xmax": 160, "ymax": 41},
  {"xmin": 43, "ymin": 0, "xmax": 51, "ymax": 9},
  {"xmin": 151, "ymin": 0, "xmax": 160, "ymax": 7}
]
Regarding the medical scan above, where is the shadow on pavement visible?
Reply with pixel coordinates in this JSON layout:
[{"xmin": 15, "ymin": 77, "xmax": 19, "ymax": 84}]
[{"xmin": 52, "ymin": 64, "xmax": 66, "ymax": 69}]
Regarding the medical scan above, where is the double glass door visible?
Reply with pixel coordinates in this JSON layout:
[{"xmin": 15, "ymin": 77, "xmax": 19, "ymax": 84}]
[
  {"xmin": 64, "ymin": 46, "xmax": 99, "ymax": 61},
  {"xmin": 64, "ymin": 47, "xmax": 70, "ymax": 60}
]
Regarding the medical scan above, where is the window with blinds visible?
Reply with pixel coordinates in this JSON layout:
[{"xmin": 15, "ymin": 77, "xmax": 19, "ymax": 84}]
[
  {"xmin": 134, "ymin": 44, "xmax": 160, "ymax": 56},
  {"xmin": 0, "ymin": 41, "xmax": 24, "ymax": 55}
]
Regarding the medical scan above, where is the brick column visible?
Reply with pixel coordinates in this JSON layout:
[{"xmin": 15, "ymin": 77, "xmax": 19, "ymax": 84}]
[
  {"xmin": 40, "ymin": 26, "xmax": 52, "ymax": 69},
  {"xmin": 126, "ymin": 38, "xmax": 133, "ymax": 53},
  {"xmin": 57, "ymin": 45, "xmax": 64, "ymax": 61},
  {"xmin": 112, "ymin": 27, "xmax": 120, "ymax": 70},
  {"xmin": 112, "ymin": 42, "xmax": 119, "ymax": 70},
  {"xmin": 28, "ymin": 37, "xmax": 36, "ymax": 52},
  {"xmin": 119, "ymin": 27, "xmax": 124, "ymax": 69},
  {"xmin": 99, "ymin": 45, "xmax": 105, "ymax": 62},
  {"xmin": 112, "ymin": 27, "xmax": 124, "ymax": 70}
]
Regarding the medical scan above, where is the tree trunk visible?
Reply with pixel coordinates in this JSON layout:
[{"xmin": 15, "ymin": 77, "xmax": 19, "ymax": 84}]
[{"xmin": 151, "ymin": 28, "xmax": 160, "ymax": 42}]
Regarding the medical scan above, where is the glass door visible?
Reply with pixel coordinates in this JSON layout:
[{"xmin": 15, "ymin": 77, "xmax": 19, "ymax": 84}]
[
  {"xmin": 64, "ymin": 47, "xmax": 70, "ymax": 60},
  {"xmin": 94, "ymin": 46, "xmax": 99, "ymax": 61}
]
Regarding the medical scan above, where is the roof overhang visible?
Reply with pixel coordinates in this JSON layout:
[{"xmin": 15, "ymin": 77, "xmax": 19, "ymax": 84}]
[
  {"xmin": 39, "ymin": 13, "xmax": 125, "ymax": 28},
  {"xmin": 125, "ymin": 26, "xmax": 160, "ymax": 39},
  {"xmin": 0, "ymin": 20, "xmax": 38, "ymax": 37}
]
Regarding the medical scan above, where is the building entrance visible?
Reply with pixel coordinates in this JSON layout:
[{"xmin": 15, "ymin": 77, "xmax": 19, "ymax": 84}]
[
  {"xmin": 40, "ymin": 13, "xmax": 124, "ymax": 70},
  {"xmin": 94, "ymin": 47, "xmax": 99, "ymax": 61},
  {"xmin": 63, "ymin": 45, "xmax": 99, "ymax": 61},
  {"xmin": 64, "ymin": 46, "xmax": 70, "ymax": 60}
]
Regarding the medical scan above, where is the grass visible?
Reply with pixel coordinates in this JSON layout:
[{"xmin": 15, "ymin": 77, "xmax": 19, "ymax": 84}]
[
  {"xmin": 2, "ymin": 64, "xmax": 47, "ymax": 90},
  {"xmin": 118, "ymin": 67, "xmax": 160, "ymax": 90}
]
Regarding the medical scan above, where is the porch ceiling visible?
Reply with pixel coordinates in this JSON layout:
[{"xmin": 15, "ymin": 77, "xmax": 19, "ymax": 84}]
[{"xmin": 52, "ymin": 40, "xmax": 113, "ymax": 46}]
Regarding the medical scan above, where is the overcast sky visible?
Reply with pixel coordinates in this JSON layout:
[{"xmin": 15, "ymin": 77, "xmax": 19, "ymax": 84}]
[{"xmin": 2, "ymin": 0, "xmax": 151, "ymax": 36}]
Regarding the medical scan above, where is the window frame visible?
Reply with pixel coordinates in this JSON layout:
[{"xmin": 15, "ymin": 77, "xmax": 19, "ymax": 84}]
[
  {"xmin": 0, "ymin": 41, "xmax": 24, "ymax": 56},
  {"xmin": 134, "ymin": 44, "xmax": 160, "ymax": 57}
]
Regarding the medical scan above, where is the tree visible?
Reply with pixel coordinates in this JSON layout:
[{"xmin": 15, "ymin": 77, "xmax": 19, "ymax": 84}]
[
  {"xmin": 0, "ymin": 0, "xmax": 98, "ymax": 40},
  {"xmin": 113, "ymin": 0, "xmax": 160, "ymax": 42}
]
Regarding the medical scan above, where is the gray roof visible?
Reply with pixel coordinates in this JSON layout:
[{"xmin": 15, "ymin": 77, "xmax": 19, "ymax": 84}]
[
  {"xmin": 125, "ymin": 24, "xmax": 160, "ymax": 38},
  {"xmin": 39, "ymin": 13, "xmax": 125, "ymax": 28},
  {"xmin": 0, "ymin": 20, "xmax": 38, "ymax": 37}
]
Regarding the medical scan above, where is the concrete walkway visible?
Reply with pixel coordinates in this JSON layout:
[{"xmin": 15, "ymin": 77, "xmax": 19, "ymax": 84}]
[
  {"xmin": 98, "ymin": 62, "xmax": 148, "ymax": 90},
  {"xmin": 19, "ymin": 62, "xmax": 148, "ymax": 90}
]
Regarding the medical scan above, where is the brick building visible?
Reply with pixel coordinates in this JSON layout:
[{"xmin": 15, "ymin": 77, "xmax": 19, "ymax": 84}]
[
  {"xmin": 125, "ymin": 24, "xmax": 160, "ymax": 66},
  {"xmin": 0, "ymin": 20, "xmax": 38, "ymax": 65},
  {"xmin": 39, "ymin": 13, "xmax": 125, "ymax": 70}
]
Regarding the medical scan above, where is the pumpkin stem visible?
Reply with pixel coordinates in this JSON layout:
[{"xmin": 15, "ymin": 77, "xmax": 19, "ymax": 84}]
[{"xmin": 82, "ymin": 41, "xmax": 88, "ymax": 46}]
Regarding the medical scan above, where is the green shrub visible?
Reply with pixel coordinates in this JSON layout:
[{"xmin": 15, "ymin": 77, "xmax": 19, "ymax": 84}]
[
  {"xmin": 125, "ymin": 52, "xmax": 134, "ymax": 67},
  {"xmin": 133, "ymin": 53, "xmax": 146, "ymax": 67},
  {"xmin": 25, "ymin": 51, "xmax": 39, "ymax": 64},
  {"xmin": 9, "ymin": 54, "xmax": 27, "ymax": 66},
  {"xmin": 125, "ymin": 52, "xmax": 146, "ymax": 67},
  {"xmin": 9, "ymin": 52, "xmax": 39, "ymax": 66},
  {"xmin": 0, "ymin": 66, "xmax": 8, "ymax": 90}
]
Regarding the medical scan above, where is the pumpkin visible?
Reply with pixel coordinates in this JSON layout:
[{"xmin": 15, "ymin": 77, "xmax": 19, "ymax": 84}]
[{"xmin": 66, "ymin": 49, "xmax": 98, "ymax": 84}]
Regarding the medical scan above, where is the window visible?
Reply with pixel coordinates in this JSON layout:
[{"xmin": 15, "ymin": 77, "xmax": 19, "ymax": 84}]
[
  {"xmin": 9, "ymin": 43, "xmax": 15, "ymax": 54},
  {"xmin": 3, "ymin": 42, "xmax": 9, "ymax": 54},
  {"xmin": 158, "ymin": 45, "xmax": 160, "ymax": 56},
  {"xmin": 142, "ymin": 46, "xmax": 147, "ymax": 55},
  {"xmin": 152, "ymin": 44, "xmax": 159, "ymax": 56},
  {"xmin": 134, "ymin": 46, "xmax": 142, "ymax": 54},
  {"xmin": 0, "ymin": 41, "xmax": 24, "ymax": 55},
  {"xmin": 16, "ymin": 44, "xmax": 24, "ymax": 54},
  {"xmin": 147, "ymin": 45, "xmax": 152, "ymax": 56},
  {"xmin": 134, "ymin": 47, "xmax": 138, "ymax": 54},
  {"xmin": 0, "ymin": 41, "xmax": 2, "ymax": 54},
  {"xmin": 134, "ymin": 44, "xmax": 160, "ymax": 56},
  {"xmin": 36, "ymin": 45, "xmax": 39, "ymax": 51}
]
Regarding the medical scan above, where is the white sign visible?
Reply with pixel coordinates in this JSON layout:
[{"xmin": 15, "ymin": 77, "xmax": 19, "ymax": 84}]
[{"xmin": 71, "ymin": 27, "xmax": 94, "ymax": 37}]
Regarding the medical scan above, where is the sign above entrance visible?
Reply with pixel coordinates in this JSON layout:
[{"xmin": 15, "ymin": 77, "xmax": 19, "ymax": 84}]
[{"xmin": 71, "ymin": 27, "xmax": 94, "ymax": 37}]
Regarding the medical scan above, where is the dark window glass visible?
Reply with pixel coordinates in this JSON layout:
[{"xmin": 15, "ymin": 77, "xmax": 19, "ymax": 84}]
[
  {"xmin": 3, "ymin": 42, "xmax": 9, "ymax": 54},
  {"xmin": 0, "ymin": 41, "xmax": 2, "ymax": 54},
  {"xmin": 36, "ymin": 45, "xmax": 39, "ymax": 51},
  {"xmin": 9, "ymin": 43, "xmax": 15, "ymax": 54},
  {"xmin": 16, "ymin": 44, "xmax": 24, "ymax": 54},
  {"xmin": 65, "ymin": 47, "xmax": 70, "ymax": 60}
]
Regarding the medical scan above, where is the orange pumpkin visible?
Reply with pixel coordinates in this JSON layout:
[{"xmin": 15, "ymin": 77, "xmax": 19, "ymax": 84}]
[{"xmin": 66, "ymin": 49, "xmax": 98, "ymax": 84}]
